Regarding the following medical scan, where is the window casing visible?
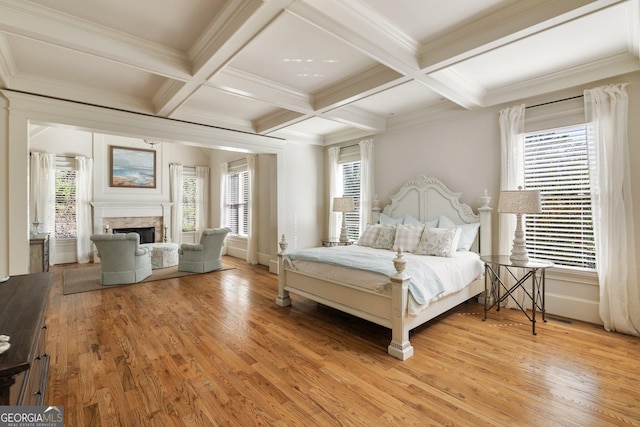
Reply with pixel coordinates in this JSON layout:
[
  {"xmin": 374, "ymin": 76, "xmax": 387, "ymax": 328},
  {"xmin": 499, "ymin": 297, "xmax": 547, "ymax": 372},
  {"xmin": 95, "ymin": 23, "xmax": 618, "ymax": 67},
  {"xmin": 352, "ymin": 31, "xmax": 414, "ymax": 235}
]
[
  {"xmin": 524, "ymin": 124, "xmax": 595, "ymax": 270},
  {"xmin": 225, "ymin": 165, "xmax": 249, "ymax": 236}
]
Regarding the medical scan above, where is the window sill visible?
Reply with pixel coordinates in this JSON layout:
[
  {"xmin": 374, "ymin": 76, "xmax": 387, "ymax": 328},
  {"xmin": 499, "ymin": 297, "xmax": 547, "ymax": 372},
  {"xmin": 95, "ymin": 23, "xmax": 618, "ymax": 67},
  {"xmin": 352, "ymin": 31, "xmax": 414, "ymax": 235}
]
[{"xmin": 547, "ymin": 267, "xmax": 598, "ymax": 287}]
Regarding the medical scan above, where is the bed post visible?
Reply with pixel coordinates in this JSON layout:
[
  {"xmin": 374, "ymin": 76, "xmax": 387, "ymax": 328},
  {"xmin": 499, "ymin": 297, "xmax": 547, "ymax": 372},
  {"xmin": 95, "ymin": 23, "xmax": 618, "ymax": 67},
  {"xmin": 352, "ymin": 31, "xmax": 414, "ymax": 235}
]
[
  {"xmin": 276, "ymin": 235, "xmax": 292, "ymax": 307},
  {"xmin": 388, "ymin": 249, "xmax": 414, "ymax": 361},
  {"xmin": 478, "ymin": 189, "xmax": 492, "ymax": 256}
]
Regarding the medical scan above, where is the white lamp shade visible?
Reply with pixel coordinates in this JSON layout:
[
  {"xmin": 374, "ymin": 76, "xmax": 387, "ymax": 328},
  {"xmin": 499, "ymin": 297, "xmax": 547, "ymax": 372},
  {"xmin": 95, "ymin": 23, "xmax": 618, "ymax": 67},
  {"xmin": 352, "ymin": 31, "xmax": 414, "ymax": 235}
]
[
  {"xmin": 498, "ymin": 189, "xmax": 542, "ymax": 214},
  {"xmin": 333, "ymin": 197, "xmax": 355, "ymax": 213}
]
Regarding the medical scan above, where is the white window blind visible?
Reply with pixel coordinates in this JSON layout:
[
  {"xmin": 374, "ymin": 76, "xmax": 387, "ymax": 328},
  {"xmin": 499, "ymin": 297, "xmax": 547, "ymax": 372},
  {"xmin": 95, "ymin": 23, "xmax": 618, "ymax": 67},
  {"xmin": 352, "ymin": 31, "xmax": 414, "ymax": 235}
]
[
  {"xmin": 182, "ymin": 168, "xmax": 197, "ymax": 232},
  {"xmin": 48, "ymin": 156, "xmax": 77, "ymax": 239},
  {"xmin": 225, "ymin": 166, "xmax": 249, "ymax": 236},
  {"xmin": 524, "ymin": 125, "xmax": 595, "ymax": 269},
  {"xmin": 341, "ymin": 161, "xmax": 361, "ymax": 241}
]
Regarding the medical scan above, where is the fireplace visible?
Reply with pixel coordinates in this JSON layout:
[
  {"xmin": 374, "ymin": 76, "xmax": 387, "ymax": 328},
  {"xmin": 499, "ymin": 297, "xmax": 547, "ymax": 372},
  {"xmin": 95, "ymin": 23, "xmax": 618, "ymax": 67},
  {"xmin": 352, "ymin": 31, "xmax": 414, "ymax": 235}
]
[{"xmin": 113, "ymin": 226, "xmax": 156, "ymax": 244}]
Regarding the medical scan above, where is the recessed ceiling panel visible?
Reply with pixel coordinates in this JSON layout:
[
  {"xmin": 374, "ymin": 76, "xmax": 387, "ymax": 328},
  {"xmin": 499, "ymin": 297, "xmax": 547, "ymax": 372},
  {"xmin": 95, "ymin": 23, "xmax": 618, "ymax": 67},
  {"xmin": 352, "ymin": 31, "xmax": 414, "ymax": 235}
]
[
  {"xmin": 361, "ymin": 0, "xmax": 516, "ymax": 44},
  {"xmin": 180, "ymin": 86, "xmax": 280, "ymax": 125},
  {"xmin": 228, "ymin": 12, "xmax": 381, "ymax": 94},
  {"xmin": 449, "ymin": 2, "xmax": 632, "ymax": 90},
  {"xmin": 282, "ymin": 116, "xmax": 352, "ymax": 137},
  {"xmin": 9, "ymin": 35, "xmax": 166, "ymax": 99},
  {"xmin": 27, "ymin": 0, "xmax": 223, "ymax": 51},
  {"xmin": 349, "ymin": 81, "xmax": 443, "ymax": 118}
]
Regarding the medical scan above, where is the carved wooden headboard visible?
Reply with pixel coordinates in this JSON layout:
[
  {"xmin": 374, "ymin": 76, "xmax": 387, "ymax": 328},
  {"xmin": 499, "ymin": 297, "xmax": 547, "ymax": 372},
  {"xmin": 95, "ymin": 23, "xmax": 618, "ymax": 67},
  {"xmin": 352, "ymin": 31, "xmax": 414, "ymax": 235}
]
[{"xmin": 380, "ymin": 175, "xmax": 492, "ymax": 255}]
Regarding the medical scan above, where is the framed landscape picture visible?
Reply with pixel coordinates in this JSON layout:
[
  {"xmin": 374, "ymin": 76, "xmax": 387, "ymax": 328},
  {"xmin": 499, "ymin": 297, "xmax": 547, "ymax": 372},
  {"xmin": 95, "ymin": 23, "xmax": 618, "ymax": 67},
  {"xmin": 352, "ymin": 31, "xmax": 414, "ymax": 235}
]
[{"xmin": 110, "ymin": 146, "xmax": 156, "ymax": 188}]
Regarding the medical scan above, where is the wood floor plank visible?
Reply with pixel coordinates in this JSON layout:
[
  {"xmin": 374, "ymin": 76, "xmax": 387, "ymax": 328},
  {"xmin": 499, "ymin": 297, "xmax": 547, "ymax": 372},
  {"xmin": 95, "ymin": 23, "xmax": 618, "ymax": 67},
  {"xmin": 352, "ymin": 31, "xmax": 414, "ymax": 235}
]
[{"xmin": 43, "ymin": 256, "xmax": 640, "ymax": 426}]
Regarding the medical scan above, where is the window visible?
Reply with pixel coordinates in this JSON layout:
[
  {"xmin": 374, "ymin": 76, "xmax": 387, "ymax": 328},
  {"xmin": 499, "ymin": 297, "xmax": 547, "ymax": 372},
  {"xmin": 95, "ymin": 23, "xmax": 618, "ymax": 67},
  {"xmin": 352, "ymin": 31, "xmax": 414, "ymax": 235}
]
[
  {"xmin": 340, "ymin": 161, "xmax": 361, "ymax": 241},
  {"xmin": 45, "ymin": 156, "xmax": 78, "ymax": 239},
  {"xmin": 182, "ymin": 171, "xmax": 197, "ymax": 232},
  {"xmin": 524, "ymin": 125, "xmax": 595, "ymax": 269},
  {"xmin": 225, "ymin": 168, "xmax": 249, "ymax": 236}
]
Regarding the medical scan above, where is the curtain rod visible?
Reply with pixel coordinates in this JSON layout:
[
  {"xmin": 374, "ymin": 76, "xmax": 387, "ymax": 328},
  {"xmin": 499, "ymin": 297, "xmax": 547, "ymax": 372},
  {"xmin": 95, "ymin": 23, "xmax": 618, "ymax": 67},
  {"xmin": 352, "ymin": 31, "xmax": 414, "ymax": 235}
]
[{"xmin": 526, "ymin": 95, "xmax": 583, "ymax": 109}]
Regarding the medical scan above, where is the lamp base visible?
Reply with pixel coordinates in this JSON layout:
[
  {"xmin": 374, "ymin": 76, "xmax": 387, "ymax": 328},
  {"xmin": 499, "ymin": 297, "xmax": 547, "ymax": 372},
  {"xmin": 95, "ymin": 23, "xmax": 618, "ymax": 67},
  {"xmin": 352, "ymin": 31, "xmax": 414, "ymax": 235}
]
[
  {"xmin": 510, "ymin": 213, "xmax": 529, "ymax": 265},
  {"xmin": 339, "ymin": 216, "xmax": 349, "ymax": 243}
]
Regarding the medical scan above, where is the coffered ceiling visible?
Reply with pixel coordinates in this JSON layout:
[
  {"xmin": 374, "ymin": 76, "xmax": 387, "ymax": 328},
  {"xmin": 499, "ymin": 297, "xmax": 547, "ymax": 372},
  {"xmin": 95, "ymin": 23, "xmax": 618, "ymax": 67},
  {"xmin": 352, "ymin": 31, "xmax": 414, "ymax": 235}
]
[{"xmin": 0, "ymin": 0, "xmax": 638, "ymax": 145}]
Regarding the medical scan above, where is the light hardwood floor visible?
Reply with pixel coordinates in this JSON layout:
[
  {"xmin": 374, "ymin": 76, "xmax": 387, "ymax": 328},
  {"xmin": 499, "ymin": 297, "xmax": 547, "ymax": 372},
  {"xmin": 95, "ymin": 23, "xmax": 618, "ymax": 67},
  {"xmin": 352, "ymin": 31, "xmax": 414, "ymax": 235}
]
[{"xmin": 45, "ymin": 256, "xmax": 640, "ymax": 426}]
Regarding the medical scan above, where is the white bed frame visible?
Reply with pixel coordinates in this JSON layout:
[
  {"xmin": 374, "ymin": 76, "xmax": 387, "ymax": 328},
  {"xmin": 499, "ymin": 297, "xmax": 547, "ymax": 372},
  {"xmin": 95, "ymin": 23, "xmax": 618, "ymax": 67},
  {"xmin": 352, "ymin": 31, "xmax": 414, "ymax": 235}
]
[{"xmin": 276, "ymin": 175, "xmax": 492, "ymax": 360}]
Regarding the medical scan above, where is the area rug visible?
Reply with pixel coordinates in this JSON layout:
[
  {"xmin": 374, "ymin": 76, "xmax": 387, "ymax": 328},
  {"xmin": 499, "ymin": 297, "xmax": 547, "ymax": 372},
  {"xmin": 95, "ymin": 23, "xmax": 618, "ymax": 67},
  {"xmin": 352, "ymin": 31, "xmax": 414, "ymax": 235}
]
[{"xmin": 63, "ymin": 264, "xmax": 234, "ymax": 295}]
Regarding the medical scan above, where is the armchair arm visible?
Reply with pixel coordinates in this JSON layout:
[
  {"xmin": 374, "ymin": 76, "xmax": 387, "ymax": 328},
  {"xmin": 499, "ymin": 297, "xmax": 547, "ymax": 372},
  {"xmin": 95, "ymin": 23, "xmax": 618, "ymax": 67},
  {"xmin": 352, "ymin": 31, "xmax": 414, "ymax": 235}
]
[
  {"xmin": 135, "ymin": 248, "xmax": 149, "ymax": 256},
  {"xmin": 180, "ymin": 243, "xmax": 204, "ymax": 252}
]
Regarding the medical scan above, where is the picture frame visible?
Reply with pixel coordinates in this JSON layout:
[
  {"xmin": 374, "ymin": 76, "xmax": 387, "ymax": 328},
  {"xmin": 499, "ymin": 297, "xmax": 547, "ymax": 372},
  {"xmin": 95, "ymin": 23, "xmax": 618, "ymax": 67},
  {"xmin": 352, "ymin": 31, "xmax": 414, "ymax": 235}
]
[{"xmin": 109, "ymin": 145, "xmax": 156, "ymax": 188}]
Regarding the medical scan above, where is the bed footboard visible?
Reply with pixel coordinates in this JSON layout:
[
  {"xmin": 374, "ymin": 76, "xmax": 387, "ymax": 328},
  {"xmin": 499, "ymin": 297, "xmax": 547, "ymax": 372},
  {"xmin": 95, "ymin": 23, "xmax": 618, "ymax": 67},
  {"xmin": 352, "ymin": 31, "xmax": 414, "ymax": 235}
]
[{"xmin": 276, "ymin": 235, "xmax": 414, "ymax": 360}]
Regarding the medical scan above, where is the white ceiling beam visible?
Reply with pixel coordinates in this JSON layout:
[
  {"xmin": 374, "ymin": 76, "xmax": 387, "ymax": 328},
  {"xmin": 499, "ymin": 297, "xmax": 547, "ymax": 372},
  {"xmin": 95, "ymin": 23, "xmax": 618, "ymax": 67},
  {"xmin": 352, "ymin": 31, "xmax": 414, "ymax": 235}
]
[
  {"xmin": 287, "ymin": 0, "xmax": 419, "ymax": 75},
  {"xmin": 0, "ymin": 0, "xmax": 191, "ymax": 80},
  {"xmin": 321, "ymin": 106, "xmax": 385, "ymax": 133},
  {"xmin": 419, "ymin": 0, "xmax": 627, "ymax": 72},
  {"xmin": 156, "ymin": 0, "xmax": 296, "ymax": 117},
  {"xmin": 253, "ymin": 109, "xmax": 308, "ymax": 134},
  {"xmin": 417, "ymin": 70, "xmax": 486, "ymax": 110},
  {"xmin": 210, "ymin": 67, "xmax": 314, "ymax": 113},
  {"xmin": 485, "ymin": 53, "xmax": 640, "ymax": 106}
]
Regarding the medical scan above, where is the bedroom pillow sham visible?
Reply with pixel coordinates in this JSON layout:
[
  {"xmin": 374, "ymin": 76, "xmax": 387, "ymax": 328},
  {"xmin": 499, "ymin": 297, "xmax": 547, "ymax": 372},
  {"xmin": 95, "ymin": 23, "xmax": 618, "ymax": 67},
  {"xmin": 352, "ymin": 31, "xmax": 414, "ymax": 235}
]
[
  {"xmin": 393, "ymin": 223, "xmax": 425, "ymax": 253},
  {"xmin": 357, "ymin": 224, "xmax": 381, "ymax": 247},
  {"xmin": 438, "ymin": 215, "xmax": 481, "ymax": 252},
  {"xmin": 414, "ymin": 226, "xmax": 459, "ymax": 257},
  {"xmin": 372, "ymin": 224, "xmax": 396, "ymax": 250}
]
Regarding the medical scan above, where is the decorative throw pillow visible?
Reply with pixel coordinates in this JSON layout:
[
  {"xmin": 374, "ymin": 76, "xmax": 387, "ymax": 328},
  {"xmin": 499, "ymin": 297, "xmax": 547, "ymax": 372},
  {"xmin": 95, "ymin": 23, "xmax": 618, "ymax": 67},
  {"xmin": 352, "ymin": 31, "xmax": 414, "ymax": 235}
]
[
  {"xmin": 357, "ymin": 224, "xmax": 381, "ymax": 247},
  {"xmin": 414, "ymin": 226, "xmax": 459, "ymax": 257},
  {"xmin": 393, "ymin": 223, "xmax": 425, "ymax": 253},
  {"xmin": 438, "ymin": 215, "xmax": 480, "ymax": 251},
  {"xmin": 379, "ymin": 213, "xmax": 403, "ymax": 225},
  {"xmin": 372, "ymin": 224, "xmax": 396, "ymax": 250}
]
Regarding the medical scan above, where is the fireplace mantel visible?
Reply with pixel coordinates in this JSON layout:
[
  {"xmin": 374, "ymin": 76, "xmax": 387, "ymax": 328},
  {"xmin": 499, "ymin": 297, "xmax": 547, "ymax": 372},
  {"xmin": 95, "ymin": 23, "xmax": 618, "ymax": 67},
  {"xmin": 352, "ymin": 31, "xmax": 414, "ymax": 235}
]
[{"xmin": 91, "ymin": 201, "xmax": 173, "ymax": 235}]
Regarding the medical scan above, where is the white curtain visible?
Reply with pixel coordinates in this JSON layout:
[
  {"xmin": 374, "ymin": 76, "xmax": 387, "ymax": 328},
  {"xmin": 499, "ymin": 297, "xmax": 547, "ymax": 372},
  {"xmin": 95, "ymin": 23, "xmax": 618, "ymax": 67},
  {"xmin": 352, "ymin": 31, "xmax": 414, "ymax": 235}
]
[
  {"xmin": 30, "ymin": 152, "xmax": 56, "ymax": 265},
  {"xmin": 195, "ymin": 166, "xmax": 209, "ymax": 241},
  {"xmin": 220, "ymin": 162, "xmax": 229, "ymax": 255},
  {"xmin": 75, "ymin": 156, "xmax": 93, "ymax": 263},
  {"xmin": 246, "ymin": 154, "xmax": 258, "ymax": 264},
  {"xmin": 499, "ymin": 104, "xmax": 526, "ymax": 308},
  {"xmin": 328, "ymin": 147, "xmax": 340, "ymax": 239},
  {"xmin": 359, "ymin": 139, "xmax": 374, "ymax": 231},
  {"xmin": 584, "ymin": 84, "xmax": 640, "ymax": 336},
  {"xmin": 169, "ymin": 163, "xmax": 183, "ymax": 246}
]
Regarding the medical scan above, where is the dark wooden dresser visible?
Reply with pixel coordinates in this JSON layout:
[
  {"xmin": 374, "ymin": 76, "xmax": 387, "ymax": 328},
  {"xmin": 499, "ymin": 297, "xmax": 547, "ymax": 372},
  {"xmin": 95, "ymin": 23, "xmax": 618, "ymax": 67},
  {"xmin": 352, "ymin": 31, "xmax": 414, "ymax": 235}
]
[{"xmin": 0, "ymin": 272, "xmax": 51, "ymax": 405}]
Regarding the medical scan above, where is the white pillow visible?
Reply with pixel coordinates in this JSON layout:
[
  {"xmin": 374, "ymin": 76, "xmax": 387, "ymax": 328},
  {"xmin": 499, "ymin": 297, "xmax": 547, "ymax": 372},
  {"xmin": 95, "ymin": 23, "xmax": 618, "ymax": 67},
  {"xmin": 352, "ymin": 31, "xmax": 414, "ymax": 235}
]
[
  {"xmin": 357, "ymin": 224, "xmax": 381, "ymax": 247},
  {"xmin": 393, "ymin": 223, "xmax": 425, "ymax": 253},
  {"xmin": 380, "ymin": 213, "xmax": 403, "ymax": 225},
  {"xmin": 438, "ymin": 215, "xmax": 480, "ymax": 252},
  {"xmin": 414, "ymin": 226, "xmax": 459, "ymax": 257},
  {"xmin": 404, "ymin": 213, "xmax": 438, "ymax": 228},
  {"xmin": 372, "ymin": 224, "xmax": 396, "ymax": 250}
]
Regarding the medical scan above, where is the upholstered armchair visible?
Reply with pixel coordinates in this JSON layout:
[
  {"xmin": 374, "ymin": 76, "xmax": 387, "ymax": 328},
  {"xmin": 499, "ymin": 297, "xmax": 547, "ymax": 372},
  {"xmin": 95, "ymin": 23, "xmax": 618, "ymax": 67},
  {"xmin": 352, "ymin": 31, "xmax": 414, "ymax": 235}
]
[
  {"xmin": 178, "ymin": 227, "xmax": 231, "ymax": 273},
  {"xmin": 90, "ymin": 233, "xmax": 152, "ymax": 285}
]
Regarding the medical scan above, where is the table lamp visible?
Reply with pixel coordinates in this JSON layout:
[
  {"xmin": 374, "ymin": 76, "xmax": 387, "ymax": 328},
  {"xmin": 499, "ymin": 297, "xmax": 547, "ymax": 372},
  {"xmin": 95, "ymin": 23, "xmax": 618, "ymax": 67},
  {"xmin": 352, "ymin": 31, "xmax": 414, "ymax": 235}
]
[
  {"xmin": 498, "ymin": 187, "xmax": 542, "ymax": 264},
  {"xmin": 333, "ymin": 197, "xmax": 355, "ymax": 243}
]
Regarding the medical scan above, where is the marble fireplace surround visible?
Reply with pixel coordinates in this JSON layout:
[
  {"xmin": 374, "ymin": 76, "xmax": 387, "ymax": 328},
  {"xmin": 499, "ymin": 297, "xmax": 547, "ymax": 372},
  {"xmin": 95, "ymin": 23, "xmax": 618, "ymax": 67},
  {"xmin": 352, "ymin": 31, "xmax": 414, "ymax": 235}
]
[{"xmin": 91, "ymin": 202, "xmax": 173, "ymax": 243}]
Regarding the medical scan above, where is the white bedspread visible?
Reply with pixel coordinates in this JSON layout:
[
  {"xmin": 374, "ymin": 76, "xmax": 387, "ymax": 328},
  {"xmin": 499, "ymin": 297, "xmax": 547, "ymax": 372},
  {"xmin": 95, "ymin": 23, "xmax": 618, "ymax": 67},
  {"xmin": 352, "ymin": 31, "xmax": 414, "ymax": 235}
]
[{"xmin": 288, "ymin": 245, "xmax": 483, "ymax": 315}]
